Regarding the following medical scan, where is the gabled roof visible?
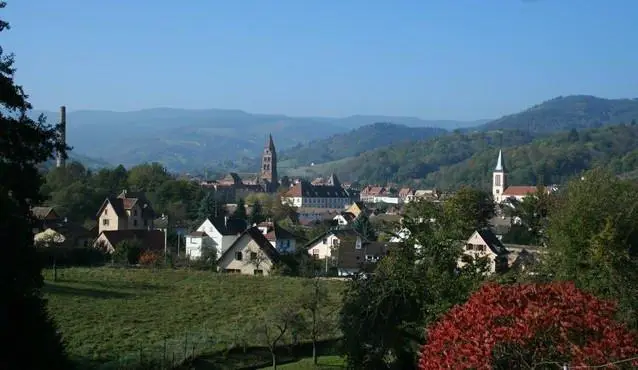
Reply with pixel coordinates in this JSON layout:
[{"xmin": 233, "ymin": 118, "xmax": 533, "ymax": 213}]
[
  {"xmin": 398, "ymin": 188, "xmax": 414, "ymax": 197},
  {"xmin": 187, "ymin": 231, "xmax": 208, "ymax": 237},
  {"xmin": 210, "ymin": 216, "xmax": 247, "ymax": 236},
  {"xmin": 474, "ymin": 229, "xmax": 508, "ymax": 255},
  {"xmin": 304, "ymin": 228, "xmax": 364, "ymax": 249},
  {"xmin": 337, "ymin": 241, "xmax": 394, "ymax": 269},
  {"xmin": 96, "ymin": 190, "xmax": 155, "ymax": 219},
  {"xmin": 283, "ymin": 180, "xmax": 349, "ymax": 198},
  {"xmin": 219, "ymin": 227, "xmax": 281, "ymax": 263},
  {"xmin": 31, "ymin": 206, "xmax": 58, "ymax": 220},
  {"xmin": 503, "ymin": 186, "xmax": 539, "ymax": 196},
  {"xmin": 98, "ymin": 230, "xmax": 165, "ymax": 251},
  {"xmin": 264, "ymin": 223, "xmax": 298, "ymax": 242}
]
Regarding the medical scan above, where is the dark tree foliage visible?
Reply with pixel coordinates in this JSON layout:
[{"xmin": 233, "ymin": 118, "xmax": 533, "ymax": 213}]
[
  {"xmin": 0, "ymin": 4, "xmax": 71, "ymax": 367},
  {"xmin": 352, "ymin": 213, "xmax": 376, "ymax": 241},
  {"xmin": 197, "ymin": 191, "xmax": 224, "ymax": 220},
  {"xmin": 234, "ymin": 198, "xmax": 248, "ymax": 221},
  {"xmin": 249, "ymin": 200, "xmax": 266, "ymax": 225}
]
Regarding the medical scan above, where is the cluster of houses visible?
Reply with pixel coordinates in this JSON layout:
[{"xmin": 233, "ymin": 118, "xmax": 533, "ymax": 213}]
[{"xmin": 32, "ymin": 143, "xmax": 547, "ymax": 276}]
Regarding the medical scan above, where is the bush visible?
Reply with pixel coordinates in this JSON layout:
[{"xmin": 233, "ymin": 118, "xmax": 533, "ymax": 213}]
[
  {"xmin": 419, "ymin": 282, "xmax": 638, "ymax": 369},
  {"xmin": 113, "ymin": 239, "xmax": 143, "ymax": 265},
  {"xmin": 139, "ymin": 250, "xmax": 161, "ymax": 267}
]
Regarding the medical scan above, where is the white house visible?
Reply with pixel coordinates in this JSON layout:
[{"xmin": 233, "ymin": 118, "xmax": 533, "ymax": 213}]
[
  {"xmin": 305, "ymin": 229, "xmax": 363, "ymax": 260},
  {"xmin": 217, "ymin": 227, "xmax": 282, "ymax": 276},
  {"xmin": 195, "ymin": 216, "xmax": 247, "ymax": 258},
  {"xmin": 185, "ymin": 231, "xmax": 215, "ymax": 259},
  {"xmin": 460, "ymin": 229, "xmax": 509, "ymax": 274}
]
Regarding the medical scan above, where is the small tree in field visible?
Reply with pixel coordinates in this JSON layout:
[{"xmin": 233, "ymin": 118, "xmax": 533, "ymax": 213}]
[
  {"xmin": 418, "ymin": 282, "xmax": 638, "ymax": 369},
  {"xmin": 254, "ymin": 304, "xmax": 304, "ymax": 370},
  {"xmin": 113, "ymin": 239, "xmax": 143, "ymax": 265},
  {"xmin": 299, "ymin": 277, "xmax": 330, "ymax": 365}
]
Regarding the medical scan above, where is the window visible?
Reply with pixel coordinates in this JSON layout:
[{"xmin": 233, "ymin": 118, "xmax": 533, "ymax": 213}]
[
  {"xmin": 250, "ymin": 252, "xmax": 257, "ymax": 261},
  {"xmin": 332, "ymin": 239, "xmax": 339, "ymax": 247},
  {"xmin": 104, "ymin": 209, "xmax": 108, "ymax": 215},
  {"xmin": 466, "ymin": 244, "xmax": 473, "ymax": 251},
  {"xmin": 102, "ymin": 219, "xmax": 110, "ymax": 226},
  {"xmin": 254, "ymin": 269, "xmax": 263, "ymax": 275},
  {"xmin": 494, "ymin": 174, "xmax": 501, "ymax": 187},
  {"xmin": 322, "ymin": 238, "xmax": 328, "ymax": 245},
  {"xmin": 133, "ymin": 219, "xmax": 138, "ymax": 226},
  {"xmin": 312, "ymin": 249, "xmax": 319, "ymax": 259},
  {"xmin": 133, "ymin": 209, "xmax": 138, "ymax": 216},
  {"xmin": 235, "ymin": 252, "xmax": 243, "ymax": 261}
]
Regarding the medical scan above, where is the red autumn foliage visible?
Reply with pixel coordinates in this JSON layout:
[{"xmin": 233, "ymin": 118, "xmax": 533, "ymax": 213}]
[
  {"xmin": 419, "ymin": 282, "xmax": 638, "ymax": 369},
  {"xmin": 138, "ymin": 250, "xmax": 160, "ymax": 266}
]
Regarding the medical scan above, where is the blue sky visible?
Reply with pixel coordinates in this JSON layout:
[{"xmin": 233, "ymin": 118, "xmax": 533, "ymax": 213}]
[{"xmin": 4, "ymin": 0, "xmax": 638, "ymax": 120}]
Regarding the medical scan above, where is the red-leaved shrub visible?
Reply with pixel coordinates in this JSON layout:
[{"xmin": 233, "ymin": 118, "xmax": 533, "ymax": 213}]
[
  {"xmin": 138, "ymin": 250, "xmax": 160, "ymax": 267},
  {"xmin": 419, "ymin": 282, "xmax": 638, "ymax": 369}
]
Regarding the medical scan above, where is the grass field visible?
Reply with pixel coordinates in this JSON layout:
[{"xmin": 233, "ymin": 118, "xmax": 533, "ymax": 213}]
[
  {"xmin": 257, "ymin": 355, "xmax": 345, "ymax": 369},
  {"xmin": 43, "ymin": 267, "xmax": 345, "ymax": 368}
]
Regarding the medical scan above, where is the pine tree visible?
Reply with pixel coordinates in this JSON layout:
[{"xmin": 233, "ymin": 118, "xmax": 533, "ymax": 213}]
[
  {"xmin": 0, "ymin": 4, "xmax": 71, "ymax": 367},
  {"xmin": 234, "ymin": 198, "xmax": 248, "ymax": 221},
  {"xmin": 352, "ymin": 213, "xmax": 376, "ymax": 241},
  {"xmin": 197, "ymin": 191, "xmax": 223, "ymax": 220},
  {"xmin": 250, "ymin": 201, "xmax": 266, "ymax": 225}
]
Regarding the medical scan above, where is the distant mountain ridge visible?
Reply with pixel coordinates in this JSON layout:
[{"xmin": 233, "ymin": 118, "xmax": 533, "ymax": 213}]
[
  {"xmin": 29, "ymin": 107, "xmax": 487, "ymax": 172},
  {"xmin": 277, "ymin": 122, "xmax": 448, "ymax": 168},
  {"xmin": 480, "ymin": 95, "xmax": 638, "ymax": 133}
]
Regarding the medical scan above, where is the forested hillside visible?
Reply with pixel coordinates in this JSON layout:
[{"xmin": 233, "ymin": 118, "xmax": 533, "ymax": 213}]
[
  {"xmin": 278, "ymin": 122, "xmax": 447, "ymax": 168},
  {"xmin": 287, "ymin": 123, "xmax": 638, "ymax": 188},
  {"xmin": 284, "ymin": 130, "xmax": 536, "ymax": 182},
  {"xmin": 479, "ymin": 95, "xmax": 638, "ymax": 133},
  {"xmin": 424, "ymin": 124, "xmax": 638, "ymax": 189}
]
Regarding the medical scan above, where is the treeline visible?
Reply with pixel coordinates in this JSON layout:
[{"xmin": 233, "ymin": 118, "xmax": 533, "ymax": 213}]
[
  {"xmin": 39, "ymin": 162, "xmax": 295, "ymax": 229},
  {"xmin": 340, "ymin": 169, "xmax": 638, "ymax": 368}
]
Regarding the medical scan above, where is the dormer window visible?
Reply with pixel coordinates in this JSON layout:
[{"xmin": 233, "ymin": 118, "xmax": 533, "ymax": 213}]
[{"xmin": 104, "ymin": 209, "xmax": 108, "ymax": 215}]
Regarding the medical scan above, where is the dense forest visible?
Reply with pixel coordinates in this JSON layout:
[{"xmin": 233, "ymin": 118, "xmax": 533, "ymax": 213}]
[{"xmin": 289, "ymin": 123, "xmax": 638, "ymax": 188}]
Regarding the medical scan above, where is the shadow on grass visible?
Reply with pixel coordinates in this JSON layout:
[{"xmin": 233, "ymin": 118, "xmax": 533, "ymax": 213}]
[
  {"xmin": 187, "ymin": 339, "xmax": 343, "ymax": 370},
  {"xmin": 56, "ymin": 278, "xmax": 165, "ymax": 292},
  {"xmin": 44, "ymin": 283, "xmax": 132, "ymax": 299}
]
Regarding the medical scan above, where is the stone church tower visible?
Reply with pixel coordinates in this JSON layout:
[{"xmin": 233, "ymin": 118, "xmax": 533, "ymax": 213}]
[
  {"xmin": 492, "ymin": 149, "xmax": 507, "ymax": 203},
  {"xmin": 260, "ymin": 134, "xmax": 278, "ymax": 192}
]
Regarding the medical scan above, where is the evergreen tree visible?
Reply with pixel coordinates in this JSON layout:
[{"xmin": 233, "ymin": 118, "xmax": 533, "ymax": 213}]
[
  {"xmin": 250, "ymin": 200, "xmax": 266, "ymax": 225},
  {"xmin": 234, "ymin": 198, "xmax": 248, "ymax": 221},
  {"xmin": 352, "ymin": 213, "xmax": 376, "ymax": 241},
  {"xmin": 197, "ymin": 191, "xmax": 222, "ymax": 220},
  {"xmin": 0, "ymin": 4, "xmax": 71, "ymax": 367}
]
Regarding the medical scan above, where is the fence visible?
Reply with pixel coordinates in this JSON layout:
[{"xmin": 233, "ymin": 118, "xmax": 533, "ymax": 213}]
[{"xmin": 97, "ymin": 330, "xmax": 221, "ymax": 370}]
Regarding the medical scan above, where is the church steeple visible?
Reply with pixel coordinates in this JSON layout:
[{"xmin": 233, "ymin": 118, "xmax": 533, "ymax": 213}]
[
  {"xmin": 260, "ymin": 133, "xmax": 278, "ymax": 192},
  {"xmin": 495, "ymin": 149, "xmax": 505, "ymax": 172},
  {"xmin": 492, "ymin": 149, "xmax": 507, "ymax": 203}
]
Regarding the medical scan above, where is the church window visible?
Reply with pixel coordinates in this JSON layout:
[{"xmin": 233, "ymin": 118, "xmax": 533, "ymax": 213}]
[{"xmin": 495, "ymin": 175, "xmax": 501, "ymax": 186}]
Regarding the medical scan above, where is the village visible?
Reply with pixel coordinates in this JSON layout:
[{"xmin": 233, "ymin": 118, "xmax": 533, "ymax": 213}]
[{"xmin": 32, "ymin": 113, "xmax": 547, "ymax": 279}]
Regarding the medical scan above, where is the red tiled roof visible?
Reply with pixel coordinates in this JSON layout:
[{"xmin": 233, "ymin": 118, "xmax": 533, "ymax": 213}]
[
  {"xmin": 503, "ymin": 186, "xmax": 539, "ymax": 196},
  {"xmin": 398, "ymin": 188, "xmax": 413, "ymax": 197},
  {"xmin": 283, "ymin": 181, "xmax": 349, "ymax": 198}
]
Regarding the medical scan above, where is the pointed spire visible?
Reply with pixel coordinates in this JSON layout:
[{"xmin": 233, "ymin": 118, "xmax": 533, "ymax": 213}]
[
  {"xmin": 266, "ymin": 133, "xmax": 275, "ymax": 150},
  {"xmin": 495, "ymin": 150, "xmax": 505, "ymax": 172}
]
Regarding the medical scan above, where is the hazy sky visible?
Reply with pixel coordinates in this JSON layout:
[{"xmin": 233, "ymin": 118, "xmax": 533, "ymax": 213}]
[{"xmin": 4, "ymin": 0, "xmax": 638, "ymax": 120}]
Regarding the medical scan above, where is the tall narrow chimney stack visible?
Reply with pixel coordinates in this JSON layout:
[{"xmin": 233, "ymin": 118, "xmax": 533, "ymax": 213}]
[{"xmin": 56, "ymin": 105, "xmax": 67, "ymax": 168}]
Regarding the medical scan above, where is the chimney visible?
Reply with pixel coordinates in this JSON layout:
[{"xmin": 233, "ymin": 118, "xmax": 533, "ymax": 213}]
[{"xmin": 56, "ymin": 106, "xmax": 67, "ymax": 168}]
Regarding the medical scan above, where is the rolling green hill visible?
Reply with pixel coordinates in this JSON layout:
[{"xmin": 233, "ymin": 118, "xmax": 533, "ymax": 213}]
[
  {"xmin": 278, "ymin": 122, "xmax": 447, "ymax": 168},
  {"xmin": 479, "ymin": 95, "xmax": 638, "ymax": 133},
  {"xmin": 286, "ymin": 123, "xmax": 638, "ymax": 189}
]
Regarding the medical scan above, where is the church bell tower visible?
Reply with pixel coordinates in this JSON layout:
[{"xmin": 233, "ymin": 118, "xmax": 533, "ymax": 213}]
[{"xmin": 260, "ymin": 134, "xmax": 278, "ymax": 192}]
